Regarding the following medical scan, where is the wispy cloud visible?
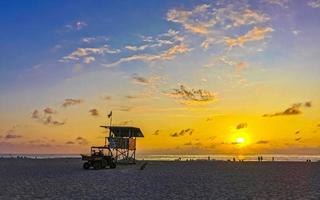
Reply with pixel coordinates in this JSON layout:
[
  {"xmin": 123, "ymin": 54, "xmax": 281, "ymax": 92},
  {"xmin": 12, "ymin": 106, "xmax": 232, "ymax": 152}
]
[
  {"xmin": 66, "ymin": 137, "xmax": 89, "ymax": 145},
  {"xmin": 263, "ymin": 101, "xmax": 312, "ymax": 117},
  {"xmin": 236, "ymin": 123, "xmax": 247, "ymax": 129},
  {"xmin": 166, "ymin": 4, "xmax": 211, "ymax": 34},
  {"xmin": 256, "ymin": 140, "xmax": 269, "ymax": 144},
  {"xmin": 184, "ymin": 141, "xmax": 192, "ymax": 146},
  {"xmin": 5, "ymin": 133, "xmax": 22, "ymax": 139},
  {"xmin": 104, "ymin": 43, "xmax": 190, "ymax": 67},
  {"xmin": 31, "ymin": 109, "xmax": 65, "ymax": 126},
  {"xmin": 125, "ymin": 44, "xmax": 149, "ymax": 51},
  {"xmin": 89, "ymin": 108, "xmax": 99, "ymax": 116},
  {"xmin": 43, "ymin": 107, "xmax": 56, "ymax": 114},
  {"xmin": 76, "ymin": 136, "xmax": 88, "ymax": 145},
  {"xmin": 153, "ymin": 130, "xmax": 160, "ymax": 135},
  {"xmin": 225, "ymin": 27, "xmax": 274, "ymax": 48},
  {"xmin": 264, "ymin": 0, "xmax": 289, "ymax": 8},
  {"xmin": 170, "ymin": 128, "xmax": 194, "ymax": 137},
  {"xmin": 65, "ymin": 21, "xmax": 87, "ymax": 31},
  {"xmin": 61, "ymin": 45, "xmax": 120, "ymax": 64},
  {"xmin": 131, "ymin": 73, "xmax": 161, "ymax": 86},
  {"xmin": 308, "ymin": 0, "xmax": 320, "ymax": 8},
  {"xmin": 219, "ymin": 56, "xmax": 248, "ymax": 71},
  {"xmin": 62, "ymin": 98, "xmax": 83, "ymax": 107},
  {"xmin": 43, "ymin": 116, "xmax": 65, "ymax": 126},
  {"xmin": 101, "ymin": 95, "xmax": 112, "ymax": 101},
  {"xmin": 165, "ymin": 85, "xmax": 217, "ymax": 105}
]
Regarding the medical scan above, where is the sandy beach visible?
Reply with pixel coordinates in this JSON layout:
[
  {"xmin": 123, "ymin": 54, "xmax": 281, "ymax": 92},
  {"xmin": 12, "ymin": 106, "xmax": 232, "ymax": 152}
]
[{"xmin": 0, "ymin": 159, "xmax": 319, "ymax": 199}]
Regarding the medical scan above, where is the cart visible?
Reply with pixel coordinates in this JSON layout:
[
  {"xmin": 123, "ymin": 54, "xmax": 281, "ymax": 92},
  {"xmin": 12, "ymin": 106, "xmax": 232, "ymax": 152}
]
[{"xmin": 81, "ymin": 146, "xmax": 116, "ymax": 170}]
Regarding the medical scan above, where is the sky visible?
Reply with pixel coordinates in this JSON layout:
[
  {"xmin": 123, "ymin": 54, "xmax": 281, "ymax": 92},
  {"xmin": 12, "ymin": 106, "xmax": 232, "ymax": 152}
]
[{"xmin": 0, "ymin": 0, "xmax": 320, "ymax": 155}]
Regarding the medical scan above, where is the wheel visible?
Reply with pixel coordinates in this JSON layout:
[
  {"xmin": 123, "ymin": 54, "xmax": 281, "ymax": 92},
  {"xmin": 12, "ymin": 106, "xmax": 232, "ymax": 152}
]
[
  {"xmin": 83, "ymin": 162, "xmax": 90, "ymax": 170},
  {"xmin": 101, "ymin": 160, "xmax": 107, "ymax": 168},
  {"xmin": 93, "ymin": 161, "xmax": 102, "ymax": 170},
  {"xmin": 110, "ymin": 161, "xmax": 116, "ymax": 169}
]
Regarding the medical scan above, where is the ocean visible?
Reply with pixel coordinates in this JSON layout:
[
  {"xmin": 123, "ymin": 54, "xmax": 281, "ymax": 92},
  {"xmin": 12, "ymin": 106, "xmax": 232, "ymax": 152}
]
[{"xmin": 1, "ymin": 154, "xmax": 320, "ymax": 162}]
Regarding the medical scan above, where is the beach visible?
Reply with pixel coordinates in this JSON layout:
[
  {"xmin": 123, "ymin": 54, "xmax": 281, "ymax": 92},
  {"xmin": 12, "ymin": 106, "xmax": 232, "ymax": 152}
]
[{"xmin": 0, "ymin": 158, "xmax": 319, "ymax": 199}]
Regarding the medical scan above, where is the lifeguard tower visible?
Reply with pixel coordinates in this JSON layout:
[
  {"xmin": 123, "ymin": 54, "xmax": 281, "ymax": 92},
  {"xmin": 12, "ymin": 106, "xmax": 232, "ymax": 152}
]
[{"xmin": 100, "ymin": 125, "xmax": 144, "ymax": 164}]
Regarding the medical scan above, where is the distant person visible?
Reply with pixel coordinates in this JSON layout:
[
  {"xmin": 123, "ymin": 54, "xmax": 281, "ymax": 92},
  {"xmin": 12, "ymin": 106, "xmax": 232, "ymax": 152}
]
[
  {"xmin": 272, "ymin": 157, "xmax": 274, "ymax": 162},
  {"xmin": 208, "ymin": 156, "xmax": 210, "ymax": 161},
  {"xmin": 258, "ymin": 156, "xmax": 260, "ymax": 162},
  {"xmin": 261, "ymin": 156, "xmax": 263, "ymax": 162},
  {"xmin": 233, "ymin": 157, "xmax": 236, "ymax": 162}
]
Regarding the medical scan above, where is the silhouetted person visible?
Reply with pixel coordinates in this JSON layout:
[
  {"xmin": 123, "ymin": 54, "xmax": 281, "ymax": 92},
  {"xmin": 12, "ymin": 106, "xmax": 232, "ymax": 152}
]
[
  {"xmin": 272, "ymin": 157, "xmax": 274, "ymax": 162},
  {"xmin": 233, "ymin": 157, "xmax": 236, "ymax": 162}
]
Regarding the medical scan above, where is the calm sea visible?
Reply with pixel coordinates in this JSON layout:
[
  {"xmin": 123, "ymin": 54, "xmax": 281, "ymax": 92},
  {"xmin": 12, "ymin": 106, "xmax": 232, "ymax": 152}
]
[{"xmin": 1, "ymin": 154, "xmax": 320, "ymax": 162}]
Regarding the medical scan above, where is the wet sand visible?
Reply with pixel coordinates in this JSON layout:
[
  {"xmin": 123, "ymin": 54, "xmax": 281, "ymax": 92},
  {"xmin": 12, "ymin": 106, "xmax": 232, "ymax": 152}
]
[{"xmin": 0, "ymin": 158, "xmax": 319, "ymax": 199}]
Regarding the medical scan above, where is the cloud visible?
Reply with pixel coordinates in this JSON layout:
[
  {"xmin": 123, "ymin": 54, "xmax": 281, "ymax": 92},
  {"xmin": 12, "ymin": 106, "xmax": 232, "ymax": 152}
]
[
  {"xmin": 305, "ymin": 101, "xmax": 312, "ymax": 107},
  {"xmin": 101, "ymin": 96, "xmax": 112, "ymax": 100},
  {"xmin": 264, "ymin": 0, "xmax": 289, "ymax": 8},
  {"xmin": 5, "ymin": 133, "xmax": 22, "ymax": 140},
  {"xmin": 263, "ymin": 101, "xmax": 312, "ymax": 117},
  {"xmin": 43, "ymin": 107, "xmax": 56, "ymax": 114},
  {"xmin": 256, "ymin": 140, "xmax": 269, "ymax": 144},
  {"xmin": 66, "ymin": 137, "xmax": 88, "ymax": 145},
  {"xmin": 125, "ymin": 44, "xmax": 149, "ymax": 51},
  {"xmin": 62, "ymin": 98, "xmax": 83, "ymax": 107},
  {"xmin": 219, "ymin": 56, "xmax": 248, "ymax": 71},
  {"xmin": 89, "ymin": 108, "xmax": 99, "ymax": 116},
  {"xmin": 295, "ymin": 137, "xmax": 302, "ymax": 141},
  {"xmin": 225, "ymin": 26, "xmax": 274, "ymax": 48},
  {"xmin": 206, "ymin": 117, "xmax": 214, "ymax": 122},
  {"xmin": 170, "ymin": 128, "xmax": 194, "ymax": 137},
  {"xmin": 295, "ymin": 130, "xmax": 300, "ymax": 134},
  {"xmin": 118, "ymin": 120, "xmax": 133, "ymax": 125},
  {"xmin": 66, "ymin": 141, "xmax": 75, "ymax": 145},
  {"xmin": 308, "ymin": 0, "xmax": 320, "ymax": 8},
  {"xmin": 153, "ymin": 130, "xmax": 160, "ymax": 135},
  {"xmin": 104, "ymin": 43, "xmax": 190, "ymax": 67},
  {"xmin": 83, "ymin": 56, "xmax": 95, "ymax": 64},
  {"xmin": 165, "ymin": 85, "xmax": 217, "ymax": 105},
  {"xmin": 65, "ymin": 21, "xmax": 87, "ymax": 31},
  {"xmin": 44, "ymin": 116, "xmax": 65, "ymax": 126},
  {"xmin": 31, "ymin": 108, "xmax": 65, "ymax": 126},
  {"xmin": 119, "ymin": 106, "xmax": 132, "ymax": 112},
  {"xmin": 167, "ymin": 3, "xmax": 269, "ymax": 36},
  {"xmin": 132, "ymin": 74, "xmax": 151, "ymax": 85},
  {"xmin": 166, "ymin": 4, "xmax": 211, "ymax": 34},
  {"xmin": 32, "ymin": 110, "xmax": 40, "ymax": 119},
  {"xmin": 76, "ymin": 137, "xmax": 88, "ymax": 145},
  {"xmin": 104, "ymin": 28, "xmax": 189, "ymax": 67},
  {"xmin": 236, "ymin": 123, "xmax": 247, "ymax": 129},
  {"xmin": 82, "ymin": 37, "xmax": 96, "ymax": 43},
  {"xmin": 61, "ymin": 45, "xmax": 120, "ymax": 64},
  {"xmin": 200, "ymin": 37, "xmax": 215, "ymax": 49},
  {"xmin": 131, "ymin": 74, "xmax": 161, "ymax": 87},
  {"xmin": 184, "ymin": 141, "xmax": 192, "ymax": 146}
]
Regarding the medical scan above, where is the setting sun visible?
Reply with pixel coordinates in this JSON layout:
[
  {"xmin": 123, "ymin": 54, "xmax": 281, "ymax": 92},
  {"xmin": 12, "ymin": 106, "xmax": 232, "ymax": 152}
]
[{"xmin": 236, "ymin": 137, "xmax": 245, "ymax": 144}]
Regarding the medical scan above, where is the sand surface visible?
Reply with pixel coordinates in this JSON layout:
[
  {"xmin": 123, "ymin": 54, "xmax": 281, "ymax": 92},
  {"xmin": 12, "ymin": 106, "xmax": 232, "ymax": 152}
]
[{"xmin": 0, "ymin": 158, "xmax": 319, "ymax": 199}]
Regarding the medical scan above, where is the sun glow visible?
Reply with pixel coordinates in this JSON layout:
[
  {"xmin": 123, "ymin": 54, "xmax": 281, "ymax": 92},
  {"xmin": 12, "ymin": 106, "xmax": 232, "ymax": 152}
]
[{"xmin": 236, "ymin": 137, "xmax": 245, "ymax": 144}]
